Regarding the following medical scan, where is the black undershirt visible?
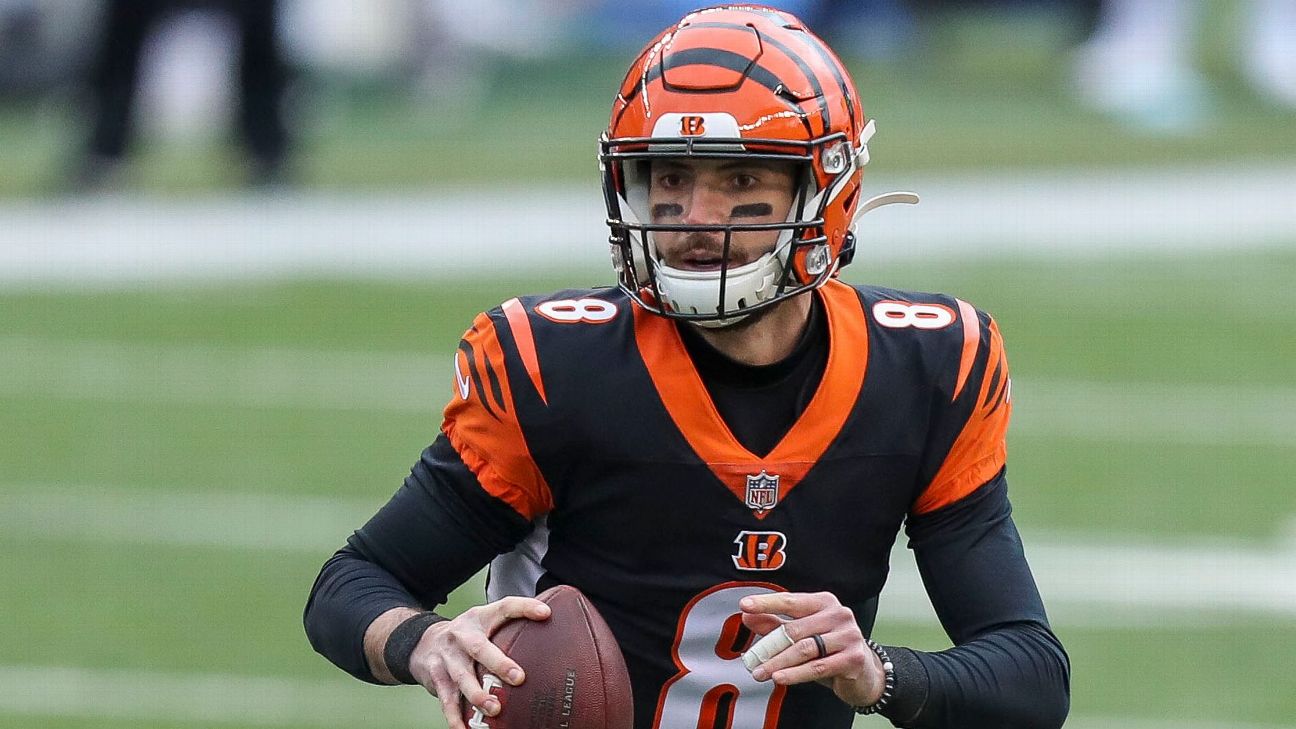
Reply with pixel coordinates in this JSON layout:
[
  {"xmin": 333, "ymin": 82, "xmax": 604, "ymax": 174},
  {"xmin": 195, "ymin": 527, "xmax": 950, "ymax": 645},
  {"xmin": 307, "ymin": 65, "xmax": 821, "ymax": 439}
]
[{"xmin": 675, "ymin": 298, "xmax": 829, "ymax": 457}]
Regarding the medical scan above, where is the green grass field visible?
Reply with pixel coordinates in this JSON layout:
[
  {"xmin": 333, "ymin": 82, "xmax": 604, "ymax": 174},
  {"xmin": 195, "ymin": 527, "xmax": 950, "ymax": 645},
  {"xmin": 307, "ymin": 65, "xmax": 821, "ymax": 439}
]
[
  {"xmin": 3, "ymin": 7, "xmax": 1294, "ymax": 724},
  {"xmin": 2, "ymin": 249, "xmax": 1293, "ymax": 727}
]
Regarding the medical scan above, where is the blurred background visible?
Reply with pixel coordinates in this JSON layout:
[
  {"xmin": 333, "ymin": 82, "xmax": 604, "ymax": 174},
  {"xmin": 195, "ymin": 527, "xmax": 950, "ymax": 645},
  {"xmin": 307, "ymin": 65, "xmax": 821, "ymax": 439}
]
[{"xmin": 1, "ymin": 0, "xmax": 1293, "ymax": 727}]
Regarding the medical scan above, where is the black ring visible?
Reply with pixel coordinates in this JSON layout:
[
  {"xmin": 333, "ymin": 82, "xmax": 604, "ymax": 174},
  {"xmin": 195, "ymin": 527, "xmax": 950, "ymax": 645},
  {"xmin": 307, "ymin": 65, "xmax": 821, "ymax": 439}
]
[{"xmin": 811, "ymin": 633, "xmax": 828, "ymax": 659}]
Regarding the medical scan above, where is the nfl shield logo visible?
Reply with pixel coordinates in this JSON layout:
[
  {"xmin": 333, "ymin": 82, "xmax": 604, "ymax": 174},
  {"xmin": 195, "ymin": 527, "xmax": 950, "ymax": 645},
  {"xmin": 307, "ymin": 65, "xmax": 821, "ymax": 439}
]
[{"xmin": 745, "ymin": 471, "xmax": 780, "ymax": 514}]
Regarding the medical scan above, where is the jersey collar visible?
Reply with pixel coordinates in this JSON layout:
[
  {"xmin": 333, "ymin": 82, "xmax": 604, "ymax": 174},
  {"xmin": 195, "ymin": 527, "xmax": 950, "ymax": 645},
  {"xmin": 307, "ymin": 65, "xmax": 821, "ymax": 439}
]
[{"xmin": 632, "ymin": 279, "xmax": 869, "ymax": 517}]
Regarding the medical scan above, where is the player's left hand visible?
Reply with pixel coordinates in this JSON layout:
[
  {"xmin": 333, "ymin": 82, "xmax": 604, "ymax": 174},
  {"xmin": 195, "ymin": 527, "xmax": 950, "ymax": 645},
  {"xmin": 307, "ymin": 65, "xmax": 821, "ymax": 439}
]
[{"xmin": 738, "ymin": 591, "xmax": 886, "ymax": 709}]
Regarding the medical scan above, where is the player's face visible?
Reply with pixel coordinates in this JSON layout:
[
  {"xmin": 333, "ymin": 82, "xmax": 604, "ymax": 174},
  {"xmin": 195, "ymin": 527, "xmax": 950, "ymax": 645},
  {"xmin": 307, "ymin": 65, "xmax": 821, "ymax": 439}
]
[{"xmin": 647, "ymin": 158, "xmax": 797, "ymax": 271}]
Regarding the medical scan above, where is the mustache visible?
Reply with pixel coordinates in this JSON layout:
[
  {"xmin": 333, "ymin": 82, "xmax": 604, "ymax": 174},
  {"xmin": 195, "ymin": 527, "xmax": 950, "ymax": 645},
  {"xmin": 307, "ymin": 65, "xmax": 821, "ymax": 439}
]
[
  {"xmin": 649, "ymin": 203, "xmax": 775, "ymax": 219},
  {"xmin": 676, "ymin": 232, "xmax": 731, "ymax": 259}
]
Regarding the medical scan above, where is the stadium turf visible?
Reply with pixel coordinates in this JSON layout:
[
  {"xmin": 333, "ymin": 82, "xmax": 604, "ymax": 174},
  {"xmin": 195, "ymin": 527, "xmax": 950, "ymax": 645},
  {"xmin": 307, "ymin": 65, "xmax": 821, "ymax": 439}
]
[{"xmin": 1, "ymin": 250, "xmax": 1293, "ymax": 727}]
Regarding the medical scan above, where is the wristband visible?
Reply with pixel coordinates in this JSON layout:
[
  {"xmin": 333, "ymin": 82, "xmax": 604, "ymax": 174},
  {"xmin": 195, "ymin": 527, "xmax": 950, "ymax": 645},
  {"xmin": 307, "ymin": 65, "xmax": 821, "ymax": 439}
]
[
  {"xmin": 853, "ymin": 638, "xmax": 895, "ymax": 715},
  {"xmin": 383, "ymin": 611, "xmax": 446, "ymax": 685}
]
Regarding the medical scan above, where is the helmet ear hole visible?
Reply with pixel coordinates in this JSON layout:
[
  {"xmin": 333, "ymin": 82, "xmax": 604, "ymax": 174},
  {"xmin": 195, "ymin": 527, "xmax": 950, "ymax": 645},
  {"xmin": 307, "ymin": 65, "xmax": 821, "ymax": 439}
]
[
  {"xmin": 841, "ymin": 186, "xmax": 860, "ymax": 217},
  {"xmin": 835, "ymin": 185, "xmax": 862, "ymax": 255}
]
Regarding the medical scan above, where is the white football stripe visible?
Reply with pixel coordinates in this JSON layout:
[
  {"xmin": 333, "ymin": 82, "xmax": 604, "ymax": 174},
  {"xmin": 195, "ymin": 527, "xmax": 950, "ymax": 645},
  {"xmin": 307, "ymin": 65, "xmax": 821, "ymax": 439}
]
[
  {"xmin": 4, "ymin": 337, "xmax": 1295, "ymax": 445},
  {"xmin": 1011, "ymin": 380, "xmax": 1296, "ymax": 447},
  {"xmin": 0, "ymin": 665, "xmax": 1289, "ymax": 729},
  {"xmin": 0, "ymin": 486, "xmax": 377, "ymax": 553},
  {"xmin": 2, "ymin": 164, "xmax": 1294, "ymax": 288},
  {"xmin": 879, "ymin": 530, "xmax": 1296, "ymax": 625},
  {"xmin": 0, "ymin": 336, "xmax": 442, "ymax": 413},
  {"xmin": 1, "ymin": 485, "xmax": 1293, "ymax": 624},
  {"xmin": 0, "ymin": 665, "xmax": 431, "ymax": 727}
]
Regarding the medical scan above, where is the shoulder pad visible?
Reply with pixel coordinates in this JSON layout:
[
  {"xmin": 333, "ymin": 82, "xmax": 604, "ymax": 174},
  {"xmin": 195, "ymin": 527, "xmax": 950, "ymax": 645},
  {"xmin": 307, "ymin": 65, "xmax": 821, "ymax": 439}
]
[{"xmin": 442, "ymin": 309, "xmax": 553, "ymax": 520}]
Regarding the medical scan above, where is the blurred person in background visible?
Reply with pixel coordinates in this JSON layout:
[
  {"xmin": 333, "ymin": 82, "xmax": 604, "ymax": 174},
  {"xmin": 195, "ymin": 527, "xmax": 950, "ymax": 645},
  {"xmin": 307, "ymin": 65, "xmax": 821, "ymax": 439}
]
[
  {"xmin": 588, "ymin": 0, "xmax": 916, "ymax": 59},
  {"xmin": 412, "ymin": 0, "xmax": 596, "ymax": 106},
  {"xmin": 809, "ymin": 0, "xmax": 918, "ymax": 59},
  {"xmin": 305, "ymin": 5, "xmax": 1069, "ymax": 729},
  {"xmin": 1074, "ymin": 0, "xmax": 1296, "ymax": 132},
  {"xmin": 0, "ymin": 0, "xmax": 101, "ymax": 95},
  {"xmin": 808, "ymin": 0, "xmax": 1105, "ymax": 60},
  {"xmin": 807, "ymin": 0, "xmax": 1110, "ymax": 60},
  {"xmin": 73, "ymin": 0, "xmax": 290, "ymax": 190}
]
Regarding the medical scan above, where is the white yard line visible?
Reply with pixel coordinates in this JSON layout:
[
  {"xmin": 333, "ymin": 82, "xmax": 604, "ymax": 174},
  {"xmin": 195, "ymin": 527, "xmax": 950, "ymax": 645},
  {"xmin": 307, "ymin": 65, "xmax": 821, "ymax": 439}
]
[
  {"xmin": 1, "ymin": 164, "xmax": 1294, "ymax": 288},
  {"xmin": 0, "ymin": 486, "xmax": 376, "ymax": 553},
  {"xmin": 2, "ymin": 484, "xmax": 1294, "ymax": 624},
  {"xmin": 1011, "ymin": 379, "xmax": 1296, "ymax": 447},
  {"xmin": 5, "ymin": 336, "xmax": 1296, "ymax": 445},
  {"xmin": 0, "ymin": 665, "xmax": 431, "ymax": 728},
  {"xmin": 0, "ymin": 665, "xmax": 1291, "ymax": 729},
  {"xmin": 879, "ymin": 530, "xmax": 1296, "ymax": 626},
  {"xmin": 0, "ymin": 337, "xmax": 443, "ymax": 413}
]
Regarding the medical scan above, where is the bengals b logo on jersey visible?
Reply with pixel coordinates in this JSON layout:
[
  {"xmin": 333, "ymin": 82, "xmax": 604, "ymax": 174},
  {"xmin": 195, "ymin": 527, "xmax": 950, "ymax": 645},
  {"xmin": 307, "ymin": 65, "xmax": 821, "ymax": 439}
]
[{"xmin": 732, "ymin": 531, "xmax": 787, "ymax": 571}]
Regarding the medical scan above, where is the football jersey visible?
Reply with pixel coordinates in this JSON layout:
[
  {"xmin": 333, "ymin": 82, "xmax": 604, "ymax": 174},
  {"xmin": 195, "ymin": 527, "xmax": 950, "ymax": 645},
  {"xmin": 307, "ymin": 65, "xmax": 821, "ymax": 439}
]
[{"xmin": 441, "ymin": 279, "xmax": 1011, "ymax": 729}]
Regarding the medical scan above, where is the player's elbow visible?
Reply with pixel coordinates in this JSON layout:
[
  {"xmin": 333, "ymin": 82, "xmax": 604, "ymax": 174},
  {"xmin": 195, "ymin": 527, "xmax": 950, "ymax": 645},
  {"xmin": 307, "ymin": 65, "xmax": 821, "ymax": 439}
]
[
  {"xmin": 302, "ymin": 548, "xmax": 386, "ymax": 684},
  {"xmin": 301, "ymin": 564, "xmax": 330, "ymax": 658},
  {"xmin": 1030, "ymin": 627, "xmax": 1071, "ymax": 729},
  {"xmin": 990, "ymin": 621, "xmax": 1071, "ymax": 728},
  {"xmin": 302, "ymin": 550, "xmax": 345, "ymax": 661},
  {"xmin": 1028, "ymin": 681, "xmax": 1070, "ymax": 729}
]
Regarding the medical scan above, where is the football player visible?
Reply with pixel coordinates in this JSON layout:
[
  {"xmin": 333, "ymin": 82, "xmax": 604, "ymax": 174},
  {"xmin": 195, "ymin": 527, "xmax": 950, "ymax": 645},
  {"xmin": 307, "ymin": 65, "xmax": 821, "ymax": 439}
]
[{"xmin": 305, "ymin": 5, "xmax": 1070, "ymax": 728}]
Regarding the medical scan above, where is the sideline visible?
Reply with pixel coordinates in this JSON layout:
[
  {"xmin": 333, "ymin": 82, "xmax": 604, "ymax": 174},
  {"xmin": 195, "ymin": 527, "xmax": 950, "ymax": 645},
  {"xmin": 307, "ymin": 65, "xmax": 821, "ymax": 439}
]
[{"xmin": 2, "ymin": 164, "xmax": 1294, "ymax": 288}]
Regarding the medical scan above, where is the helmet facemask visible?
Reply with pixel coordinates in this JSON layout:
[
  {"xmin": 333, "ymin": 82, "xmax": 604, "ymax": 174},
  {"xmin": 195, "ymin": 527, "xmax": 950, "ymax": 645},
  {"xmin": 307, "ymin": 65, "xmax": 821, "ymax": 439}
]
[{"xmin": 602, "ymin": 133, "xmax": 855, "ymax": 327}]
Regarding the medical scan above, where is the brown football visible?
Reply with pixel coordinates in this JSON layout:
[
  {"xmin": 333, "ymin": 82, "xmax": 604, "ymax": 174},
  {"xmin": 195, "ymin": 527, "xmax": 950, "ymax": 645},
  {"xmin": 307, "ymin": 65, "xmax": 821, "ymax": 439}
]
[{"xmin": 464, "ymin": 585, "xmax": 633, "ymax": 729}]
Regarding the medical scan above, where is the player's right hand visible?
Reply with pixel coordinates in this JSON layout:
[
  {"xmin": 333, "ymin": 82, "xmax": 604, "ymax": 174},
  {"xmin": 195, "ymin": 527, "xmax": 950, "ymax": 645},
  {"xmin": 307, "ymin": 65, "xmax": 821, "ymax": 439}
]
[{"xmin": 408, "ymin": 596, "xmax": 552, "ymax": 729}]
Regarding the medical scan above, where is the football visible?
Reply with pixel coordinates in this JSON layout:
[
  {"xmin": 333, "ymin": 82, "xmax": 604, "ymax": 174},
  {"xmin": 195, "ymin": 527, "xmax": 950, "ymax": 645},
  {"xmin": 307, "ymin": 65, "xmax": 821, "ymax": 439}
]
[{"xmin": 465, "ymin": 585, "xmax": 633, "ymax": 729}]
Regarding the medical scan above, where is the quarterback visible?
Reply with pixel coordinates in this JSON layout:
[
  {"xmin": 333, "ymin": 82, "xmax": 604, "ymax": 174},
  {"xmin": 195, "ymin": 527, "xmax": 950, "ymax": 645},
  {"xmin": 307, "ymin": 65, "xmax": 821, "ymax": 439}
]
[{"xmin": 305, "ymin": 5, "xmax": 1070, "ymax": 728}]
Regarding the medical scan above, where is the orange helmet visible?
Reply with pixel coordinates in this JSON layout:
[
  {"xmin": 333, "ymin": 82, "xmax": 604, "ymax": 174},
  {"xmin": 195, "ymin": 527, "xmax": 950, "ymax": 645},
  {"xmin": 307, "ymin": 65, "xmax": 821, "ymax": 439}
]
[{"xmin": 600, "ymin": 5, "xmax": 913, "ymax": 325}]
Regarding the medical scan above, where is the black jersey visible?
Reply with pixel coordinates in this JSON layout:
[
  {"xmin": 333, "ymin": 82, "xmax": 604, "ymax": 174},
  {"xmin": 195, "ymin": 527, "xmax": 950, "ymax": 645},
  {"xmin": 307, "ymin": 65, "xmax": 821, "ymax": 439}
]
[{"xmin": 441, "ymin": 279, "xmax": 1011, "ymax": 729}]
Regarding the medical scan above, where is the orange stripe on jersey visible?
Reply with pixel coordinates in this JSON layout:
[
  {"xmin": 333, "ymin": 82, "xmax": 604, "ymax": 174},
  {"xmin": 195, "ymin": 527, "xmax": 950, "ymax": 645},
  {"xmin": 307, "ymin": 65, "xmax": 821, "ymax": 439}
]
[
  {"xmin": 633, "ymin": 279, "xmax": 868, "ymax": 516},
  {"xmin": 952, "ymin": 298, "xmax": 980, "ymax": 402},
  {"xmin": 442, "ymin": 311, "xmax": 553, "ymax": 520},
  {"xmin": 501, "ymin": 297, "xmax": 548, "ymax": 405},
  {"xmin": 914, "ymin": 318, "xmax": 1011, "ymax": 515}
]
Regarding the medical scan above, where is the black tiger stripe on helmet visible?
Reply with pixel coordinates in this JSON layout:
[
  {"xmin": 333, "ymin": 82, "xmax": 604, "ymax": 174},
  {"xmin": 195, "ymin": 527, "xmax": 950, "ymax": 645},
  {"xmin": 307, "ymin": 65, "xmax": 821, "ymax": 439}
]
[{"xmin": 601, "ymin": 5, "xmax": 884, "ymax": 324}]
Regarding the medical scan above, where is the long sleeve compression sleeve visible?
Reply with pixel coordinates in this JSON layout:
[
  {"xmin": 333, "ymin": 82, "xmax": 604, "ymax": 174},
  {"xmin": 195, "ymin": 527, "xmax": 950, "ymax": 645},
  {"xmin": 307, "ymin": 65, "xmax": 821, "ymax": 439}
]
[
  {"xmin": 303, "ymin": 436, "xmax": 530, "ymax": 682},
  {"xmin": 880, "ymin": 473, "xmax": 1071, "ymax": 728}
]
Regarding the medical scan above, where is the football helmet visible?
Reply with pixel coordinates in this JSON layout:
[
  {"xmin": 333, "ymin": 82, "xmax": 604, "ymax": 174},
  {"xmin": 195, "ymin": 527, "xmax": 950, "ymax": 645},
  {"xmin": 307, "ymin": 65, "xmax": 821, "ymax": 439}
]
[{"xmin": 600, "ymin": 5, "xmax": 917, "ymax": 326}]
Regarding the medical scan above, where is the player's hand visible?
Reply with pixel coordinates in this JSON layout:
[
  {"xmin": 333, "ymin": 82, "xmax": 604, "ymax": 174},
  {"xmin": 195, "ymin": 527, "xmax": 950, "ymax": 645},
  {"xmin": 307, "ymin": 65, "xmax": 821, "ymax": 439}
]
[
  {"xmin": 408, "ymin": 597, "xmax": 552, "ymax": 729},
  {"xmin": 738, "ymin": 591, "xmax": 886, "ymax": 709}
]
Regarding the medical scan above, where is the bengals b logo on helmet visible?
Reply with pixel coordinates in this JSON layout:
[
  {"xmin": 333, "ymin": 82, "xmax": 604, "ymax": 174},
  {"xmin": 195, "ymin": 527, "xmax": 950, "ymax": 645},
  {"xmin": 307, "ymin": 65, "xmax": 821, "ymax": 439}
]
[{"xmin": 678, "ymin": 115, "xmax": 706, "ymax": 136}]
